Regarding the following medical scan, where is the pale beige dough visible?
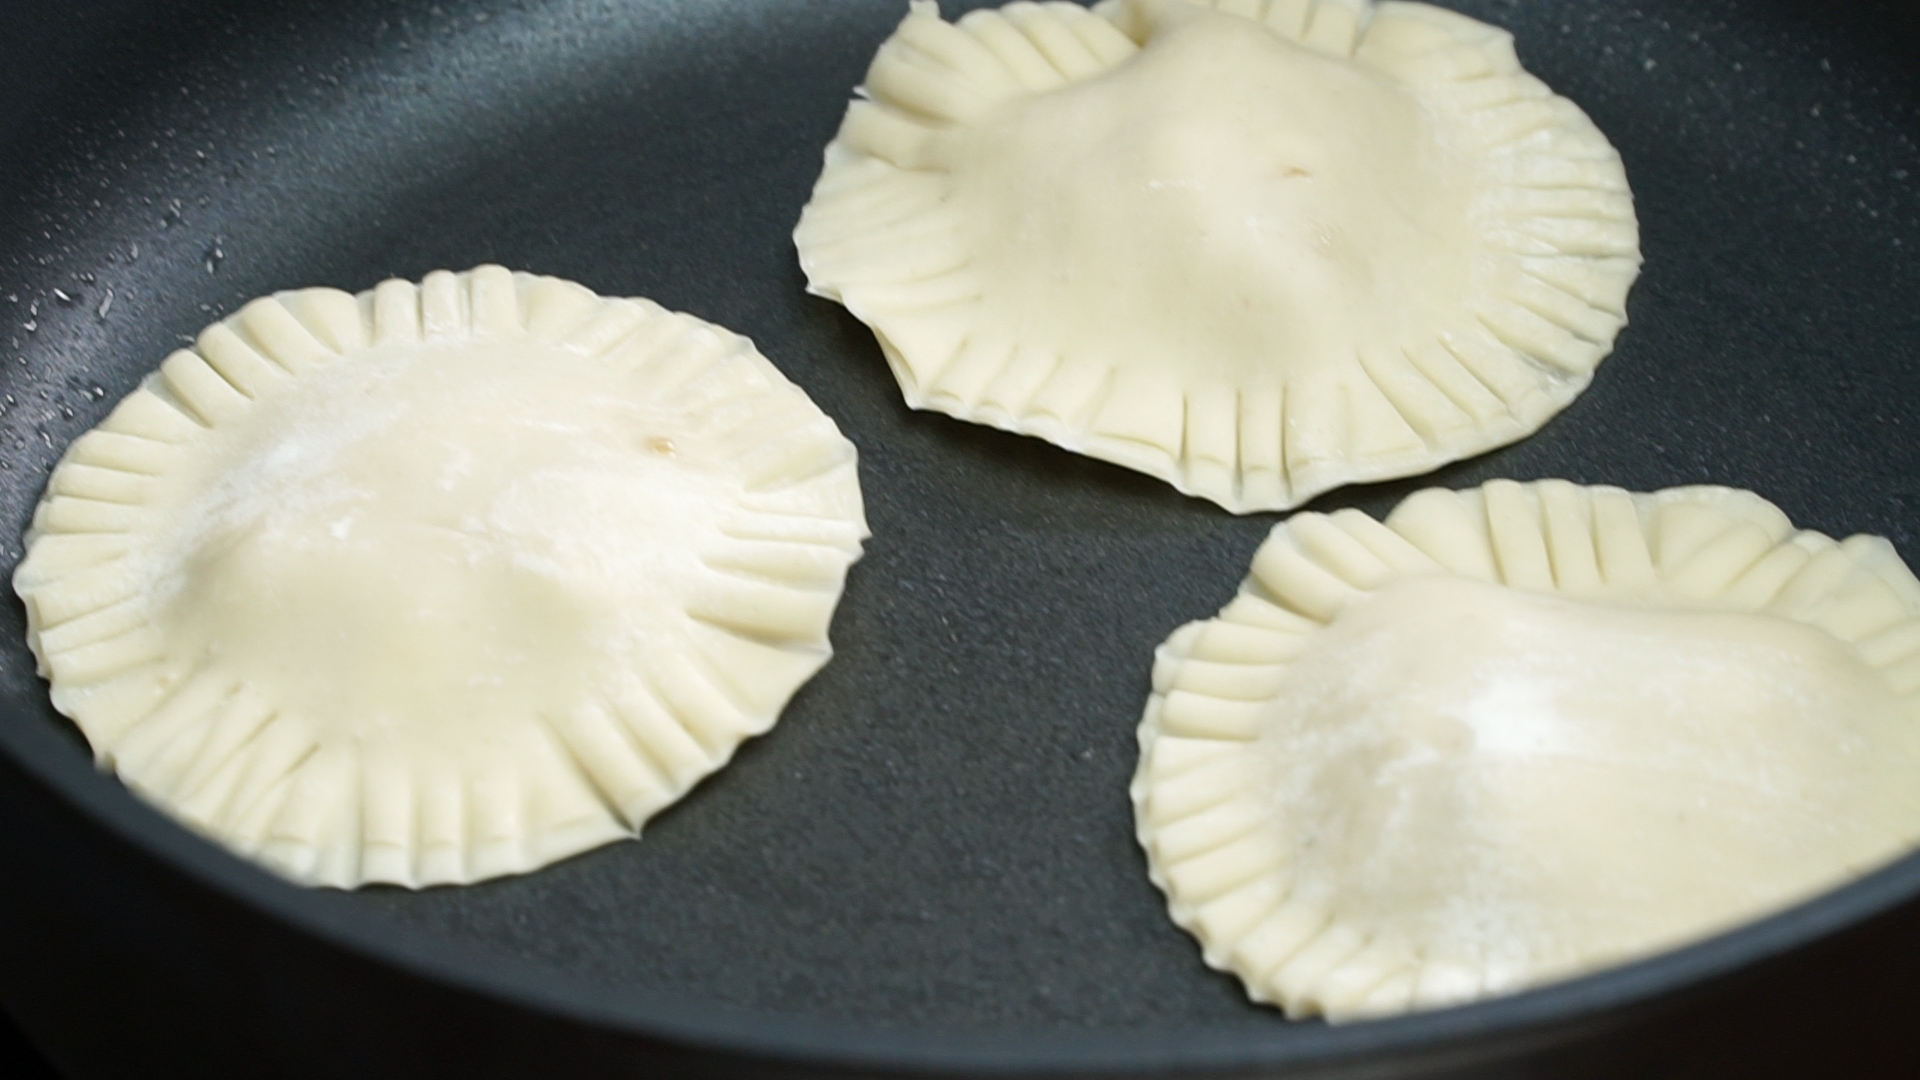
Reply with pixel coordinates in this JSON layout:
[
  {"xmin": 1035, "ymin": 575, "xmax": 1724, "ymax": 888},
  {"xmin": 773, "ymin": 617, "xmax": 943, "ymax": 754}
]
[
  {"xmin": 796, "ymin": 0, "xmax": 1640, "ymax": 512},
  {"xmin": 13, "ymin": 266, "xmax": 867, "ymax": 889},
  {"xmin": 1135, "ymin": 480, "xmax": 1920, "ymax": 1018}
]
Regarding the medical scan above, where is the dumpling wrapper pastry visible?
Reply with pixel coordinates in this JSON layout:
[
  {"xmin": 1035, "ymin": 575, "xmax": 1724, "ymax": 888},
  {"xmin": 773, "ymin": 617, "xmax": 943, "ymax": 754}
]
[
  {"xmin": 1134, "ymin": 479, "xmax": 1920, "ymax": 1019},
  {"xmin": 12, "ymin": 266, "xmax": 868, "ymax": 889},
  {"xmin": 796, "ymin": 0, "xmax": 1641, "ymax": 512}
]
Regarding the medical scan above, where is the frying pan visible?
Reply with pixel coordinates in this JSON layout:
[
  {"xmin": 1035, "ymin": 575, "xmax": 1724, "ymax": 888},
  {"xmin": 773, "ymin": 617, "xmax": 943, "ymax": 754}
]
[{"xmin": 2, "ymin": 0, "xmax": 1918, "ymax": 1075}]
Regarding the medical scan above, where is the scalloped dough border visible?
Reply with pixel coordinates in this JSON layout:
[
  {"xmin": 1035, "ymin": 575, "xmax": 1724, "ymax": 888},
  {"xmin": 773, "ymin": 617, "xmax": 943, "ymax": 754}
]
[
  {"xmin": 796, "ymin": 0, "xmax": 1641, "ymax": 512},
  {"xmin": 13, "ymin": 266, "xmax": 868, "ymax": 889},
  {"xmin": 1134, "ymin": 479, "xmax": 1920, "ymax": 1019}
]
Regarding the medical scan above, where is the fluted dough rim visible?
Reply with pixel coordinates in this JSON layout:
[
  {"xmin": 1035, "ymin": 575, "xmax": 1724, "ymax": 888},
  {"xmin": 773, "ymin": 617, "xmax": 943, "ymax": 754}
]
[
  {"xmin": 1134, "ymin": 479, "xmax": 1920, "ymax": 1019},
  {"xmin": 796, "ymin": 0, "xmax": 1641, "ymax": 513},
  {"xmin": 13, "ymin": 266, "xmax": 868, "ymax": 889}
]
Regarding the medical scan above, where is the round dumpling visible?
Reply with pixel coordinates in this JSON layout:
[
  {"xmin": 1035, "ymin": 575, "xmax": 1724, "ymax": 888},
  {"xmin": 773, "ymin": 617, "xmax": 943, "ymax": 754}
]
[
  {"xmin": 12, "ymin": 266, "xmax": 868, "ymax": 889},
  {"xmin": 1134, "ymin": 479, "xmax": 1920, "ymax": 1018},
  {"xmin": 796, "ymin": 0, "xmax": 1640, "ymax": 512}
]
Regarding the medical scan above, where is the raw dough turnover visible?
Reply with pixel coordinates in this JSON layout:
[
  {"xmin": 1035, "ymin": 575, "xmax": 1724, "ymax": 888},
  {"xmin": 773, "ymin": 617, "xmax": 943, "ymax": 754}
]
[
  {"xmin": 796, "ymin": 0, "xmax": 1640, "ymax": 512},
  {"xmin": 13, "ymin": 266, "xmax": 868, "ymax": 889},
  {"xmin": 1135, "ymin": 480, "xmax": 1920, "ymax": 1018}
]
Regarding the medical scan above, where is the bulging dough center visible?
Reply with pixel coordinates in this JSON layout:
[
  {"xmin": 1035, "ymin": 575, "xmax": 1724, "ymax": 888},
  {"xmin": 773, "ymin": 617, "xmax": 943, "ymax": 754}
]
[
  {"xmin": 1264, "ymin": 574, "xmax": 1920, "ymax": 977},
  {"xmin": 152, "ymin": 342, "xmax": 731, "ymax": 742},
  {"xmin": 951, "ymin": 9, "xmax": 1471, "ymax": 380}
]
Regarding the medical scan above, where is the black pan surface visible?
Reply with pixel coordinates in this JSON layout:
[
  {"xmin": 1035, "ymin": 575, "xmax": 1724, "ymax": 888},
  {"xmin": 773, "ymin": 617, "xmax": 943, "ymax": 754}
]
[{"xmin": 2, "ymin": 0, "xmax": 1919, "ymax": 1076}]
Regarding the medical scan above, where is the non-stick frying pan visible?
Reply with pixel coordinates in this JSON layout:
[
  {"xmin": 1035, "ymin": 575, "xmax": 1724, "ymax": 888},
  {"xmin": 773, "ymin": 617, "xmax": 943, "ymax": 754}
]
[{"xmin": 3, "ymin": 0, "xmax": 1918, "ymax": 1076}]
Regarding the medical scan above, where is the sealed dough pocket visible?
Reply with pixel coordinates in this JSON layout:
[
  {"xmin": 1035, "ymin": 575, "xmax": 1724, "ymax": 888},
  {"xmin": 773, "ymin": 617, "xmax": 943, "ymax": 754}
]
[
  {"xmin": 796, "ymin": 0, "xmax": 1641, "ymax": 512},
  {"xmin": 1134, "ymin": 479, "xmax": 1920, "ymax": 1019},
  {"xmin": 13, "ymin": 266, "xmax": 868, "ymax": 889}
]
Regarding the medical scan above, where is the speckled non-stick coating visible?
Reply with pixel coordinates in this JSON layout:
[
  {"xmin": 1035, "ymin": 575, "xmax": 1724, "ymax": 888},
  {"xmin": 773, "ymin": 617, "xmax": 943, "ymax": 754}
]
[{"xmin": 1, "ymin": 0, "xmax": 1918, "ymax": 1075}]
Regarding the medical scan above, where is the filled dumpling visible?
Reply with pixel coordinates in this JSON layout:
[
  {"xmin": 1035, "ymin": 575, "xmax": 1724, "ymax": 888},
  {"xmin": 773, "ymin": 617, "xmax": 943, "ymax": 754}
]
[
  {"xmin": 1134, "ymin": 480, "xmax": 1920, "ymax": 1018},
  {"xmin": 13, "ymin": 266, "xmax": 868, "ymax": 889},
  {"xmin": 796, "ymin": 0, "xmax": 1640, "ymax": 512}
]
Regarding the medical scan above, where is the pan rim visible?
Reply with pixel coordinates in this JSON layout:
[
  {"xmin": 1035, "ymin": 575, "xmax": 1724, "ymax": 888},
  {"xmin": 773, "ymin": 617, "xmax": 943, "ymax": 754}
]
[{"xmin": 4, "ymin": 703, "xmax": 1919, "ymax": 1073}]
